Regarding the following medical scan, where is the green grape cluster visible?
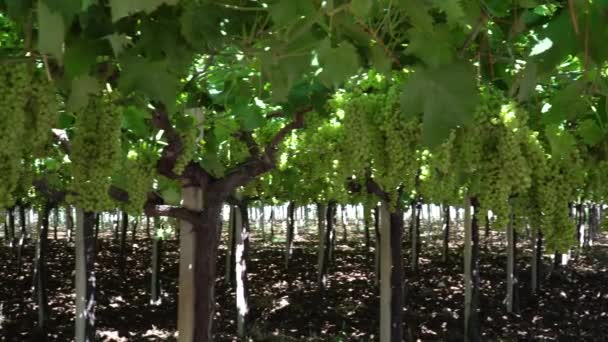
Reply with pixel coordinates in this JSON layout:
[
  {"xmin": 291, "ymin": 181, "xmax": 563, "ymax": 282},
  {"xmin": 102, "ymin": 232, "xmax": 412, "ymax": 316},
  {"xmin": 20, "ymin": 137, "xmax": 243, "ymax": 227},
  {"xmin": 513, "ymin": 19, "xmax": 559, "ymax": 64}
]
[
  {"xmin": 340, "ymin": 91, "xmax": 383, "ymax": 178},
  {"xmin": 173, "ymin": 126, "xmax": 197, "ymax": 175},
  {"xmin": 0, "ymin": 63, "xmax": 30, "ymax": 207},
  {"xmin": 119, "ymin": 157, "xmax": 155, "ymax": 214},
  {"xmin": 68, "ymin": 93, "xmax": 122, "ymax": 212},
  {"xmin": 453, "ymin": 88, "xmax": 533, "ymax": 228},
  {"xmin": 26, "ymin": 72, "xmax": 59, "ymax": 155},
  {"xmin": 421, "ymin": 132, "xmax": 460, "ymax": 204},
  {"xmin": 520, "ymin": 133, "xmax": 549, "ymax": 230},
  {"xmin": 376, "ymin": 83, "xmax": 421, "ymax": 197},
  {"xmin": 534, "ymin": 150, "xmax": 584, "ymax": 252}
]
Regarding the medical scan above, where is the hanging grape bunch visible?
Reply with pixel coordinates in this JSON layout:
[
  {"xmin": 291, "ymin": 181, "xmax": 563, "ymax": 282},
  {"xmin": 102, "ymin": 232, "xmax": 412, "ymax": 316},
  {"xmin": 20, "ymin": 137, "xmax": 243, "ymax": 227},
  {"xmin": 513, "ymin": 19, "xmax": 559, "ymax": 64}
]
[
  {"xmin": 68, "ymin": 92, "xmax": 122, "ymax": 212},
  {"xmin": 0, "ymin": 63, "xmax": 30, "ymax": 207},
  {"xmin": 26, "ymin": 72, "xmax": 59, "ymax": 155}
]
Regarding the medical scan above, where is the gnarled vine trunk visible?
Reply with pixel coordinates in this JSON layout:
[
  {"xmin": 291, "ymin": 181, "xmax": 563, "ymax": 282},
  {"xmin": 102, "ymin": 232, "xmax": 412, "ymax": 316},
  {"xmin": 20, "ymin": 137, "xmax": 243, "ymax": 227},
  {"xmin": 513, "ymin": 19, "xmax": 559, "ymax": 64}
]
[{"xmin": 191, "ymin": 202, "xmax": 222, "ymax": 342}]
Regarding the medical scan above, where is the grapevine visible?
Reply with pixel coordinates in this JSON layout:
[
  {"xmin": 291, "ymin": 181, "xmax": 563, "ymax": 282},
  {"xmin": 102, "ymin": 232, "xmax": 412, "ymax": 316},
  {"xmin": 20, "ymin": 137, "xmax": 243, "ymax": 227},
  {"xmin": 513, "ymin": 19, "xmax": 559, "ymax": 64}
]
[
  {"xmin": 68, "ymin": 92, "xmax": 123, "ymax": 212},
  {"xmin": 0, "ymin": 63, "xmax": 29, "ymax": 207},
  {"xmin": 26, "ymin": 72, "xmax": 59, "ymax": 155}
]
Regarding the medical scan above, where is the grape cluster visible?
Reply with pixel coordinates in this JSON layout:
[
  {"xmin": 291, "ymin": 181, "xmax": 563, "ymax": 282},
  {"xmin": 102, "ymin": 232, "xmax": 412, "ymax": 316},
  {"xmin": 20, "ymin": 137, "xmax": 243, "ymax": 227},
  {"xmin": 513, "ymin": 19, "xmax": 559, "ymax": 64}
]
[
  {"xmin": 0, "ymin": 63, "xmax": 30, "ymax": 207},
  {"xmin": 340, "ymin": 91, "xmax": 383, "ymax": 178},
  {"xmin": 421, "ymin": 132, "xmax": 459, "ymax": 204},
  {"xmin": 118, "ymin": 156, "xmax": 155, "ymax": 214},
  {"xmin": 26, "ymin": 72, "xmax": 59, "ymax": 155},
  {"xmin": 173, "ymin": 127, "xmax": 197, "ymax": 175},
  {"xmin": 451, "ymin": 88, "xmax": 533, "ymax": 229},
  {"xmin": 376, "ymin": 83, "xmax": 421, "ymax": 198},
  {"xmin": 68, "ymin": 93, "xmax": 122, "ymax": 212}
]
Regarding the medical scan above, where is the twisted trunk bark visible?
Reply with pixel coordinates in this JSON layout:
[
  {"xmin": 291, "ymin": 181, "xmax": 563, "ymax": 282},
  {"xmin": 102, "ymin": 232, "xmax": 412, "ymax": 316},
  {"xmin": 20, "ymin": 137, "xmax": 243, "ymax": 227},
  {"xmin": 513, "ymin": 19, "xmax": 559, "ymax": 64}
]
[{"xmin": 191, "ymin": 204, "xmax": 222, "ymax": 342}]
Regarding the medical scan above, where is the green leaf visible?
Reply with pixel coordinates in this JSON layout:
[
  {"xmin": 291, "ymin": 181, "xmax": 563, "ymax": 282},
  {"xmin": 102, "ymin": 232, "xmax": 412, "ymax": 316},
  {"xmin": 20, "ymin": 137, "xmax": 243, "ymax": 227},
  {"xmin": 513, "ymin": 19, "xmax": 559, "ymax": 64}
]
[
  {"xmin": 57, "ymin": 112, "xmax": 75, "ymax": 129},
  {"xmin": 350, "ymin": 0, "xmax": 372, "ymax": 18},
  {"xmin": 81, "ymin": 0, "xmax": 96, "ymax": 10},
  {"xmin": 430, "ymin": 0, "xmax": 465, "ymax": 26},
  {"xmin": 200, "ymin": 154, "xmax": 225, "ymax": 178},
  {"xmin": 542, "ymin": 81, "xmax": 587, "ymax": 124},
  {"xmin": 122, "ymin": 106, "xmax": 151, "ymax": 138},
  {"xmin": 180, "ymin": 1, "xmax": 223, "ymax": 51},
  {"xmin": 45, "ymin": 0, "xmax": 81, "ymax": 21},
  {"xmin": 160, "ymin": 187, "xmax": 181, "ymax": 206},
  {"xmin": 234, "ymin": 101, "xmax": 264, "ymax": 131},
  {"xmin": 118, "ymin": 56, "xmax": 180, "ymax": 109},
  {"xmin": 5, "ymin": 0, "xmax": 33, "ymax": 20},
  {"xmin": 400, "ymin": 62, "xmax": 479, "ymax": 147},
  {"xmin": 369, "ymin": 44, "xmax": 392, "ymax": 73},
  {"xmin": 396, "ymin": 0, "xmax": 433, "ymax": 32},
  {"xmin": 534, "ymin": 12, "xmax": 578, "ymax": 74},
  {"xmin": 545, "ymin": 124, "xmax": 576, "ymax": 158},
  {"xmin": 405, "ymin": 25, "xmax": 455, "ymax": 68},
  {"xmin": 67, "ymin": 75, "xmax": 101, "ymax": 112},
  {"xmin": 483, "ymin": 0, "xmax": 512, "ymax": 17},
  {"xmin": 270, "ymin": 0, "xmax": 298, "ymax": 27},
  {"xmin": 576, "ymin": 119, "xmax": 604, "ymax": 146},
  {"xmin": 515, "ymin": 62, "xmax": 537, "ymax": 102},
  {"xmin": 261, "ymin": 51, "xmax": 312, "ymax": 102},
  {"xmin": 109, "ymin": 0, "xmax": 179, "ymax": 22},
  {"xmin": 63, "ymin": 38, "xmax": 102, "ymax": 78},
  {"xmin": 270, "ymin": 0, "xmax": 316, "ymax": 28},
  {"xmin": 37, "ymin": 0, "xmax": 66, "ymax": 61},
  {"xmin": 318, "ymin": 39, "xmax": 360, "ymax": 87},
  {"xmin": 105, "ymin": 33, "xmax": 131, "ymax": 57},
  {"xmin": 42, "ymin": 157, "xmax": 61, "ymax": 171}
]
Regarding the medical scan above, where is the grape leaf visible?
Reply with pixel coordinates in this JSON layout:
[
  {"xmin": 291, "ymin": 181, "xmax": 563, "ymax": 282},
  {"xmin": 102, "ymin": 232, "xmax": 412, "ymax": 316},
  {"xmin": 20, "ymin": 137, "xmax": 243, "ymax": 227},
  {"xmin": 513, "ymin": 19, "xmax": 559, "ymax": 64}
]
[
  {"xmin": 351, "ymin": 0, "xmax": 372, "ymax": 18},
  {"xmin": 180, "ymin": 1, "xmax": 223, "ymax": 52},
  {"xmin": 160, "ymin": 187, "xmax": 181, "ymax": 206},
  {"xmin": 233, "ymin": 100, "xmax": 264, "ymax": 131},
  {"xmin": 400, "ymin": 62, "xmax": 479, "ymax": 147},
  {"xmin": 109, "ymin": 0, "xmax": 179, "ymax": 22},
  {"xmin": 82, "ymin": 0, "xmax": 96, "ymax": 10},
  {"xmin": 122, "ymin": 106, "xmax": 151, "ymax": 138},
  {"xmin": 405, "ymin": 25, "xmax": 455, "ymax": 68},
  {"xmin": 37, "ymin": 0, "xmax": 66, "ymax": 61},
  {"xmin": 45, "ymin": 0, "xmax": 81, "ymax": 21},
  {"xmin": 106, "ymin": 33, "xmax": 131, "ymax": 57},
  {"xmin": 318, "ymin": 39, "xmax": 360, "ymax": 87},
  {"xmin": 542, "ymin": 81, "xmax": 587, "ymax": 124},
  {"xmin": 576, "ymin": 119, "xmax": 605, "ymax": 146},
  {"xmin": 57, "ymin": 112, "xmax": 75, "ymax": 129},
  {"xmin": 270, "ymin": 0, "xmax": 316, "ymax": 28},
  {"xmin": 369, "ymin": 44, "xmax": 392, "ymax": 73},
  {"xmin": 261, "ymin": 51, "xmax": 311, "ymax": 102},
  {"xmin": 396, "ymin": 0, "xmax": 433, "ymax": 32},
  {"xmin": 515, "ymin": 62, "xmax": 537, "ymax": 102},
  {"xmin": 545, "ymin": 124, "xmax": 576, "ymax": 158},
  {"xmin": 430, "ymin": 0, "xmax": 465, "ymax": 26},
  {"xmin": 5, "ymin": 0, "xmax": 33, "ymax": 19},
  {"xmin": 534, "ymin": 12, "xmax": 578, "ymax": 74},
  {"xmin": 67, "ymin": 75, "xmax": 101, "ymax": 112},
  {"xmin": 118, "ymin": 56, "xmax": 180, "ymax": 109},
  {"xmin": 63, "ymin": 39, "xmax": 103, "ymax": 78}
]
